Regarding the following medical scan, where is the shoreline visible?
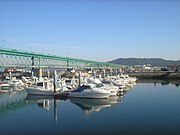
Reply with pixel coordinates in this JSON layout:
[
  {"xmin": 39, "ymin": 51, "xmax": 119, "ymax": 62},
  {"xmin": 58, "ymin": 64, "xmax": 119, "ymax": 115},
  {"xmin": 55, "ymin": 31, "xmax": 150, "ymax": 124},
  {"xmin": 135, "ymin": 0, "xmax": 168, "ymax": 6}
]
[{"xmin": 127, "ymin": 71, "xmax": 180, "ymax": 80}]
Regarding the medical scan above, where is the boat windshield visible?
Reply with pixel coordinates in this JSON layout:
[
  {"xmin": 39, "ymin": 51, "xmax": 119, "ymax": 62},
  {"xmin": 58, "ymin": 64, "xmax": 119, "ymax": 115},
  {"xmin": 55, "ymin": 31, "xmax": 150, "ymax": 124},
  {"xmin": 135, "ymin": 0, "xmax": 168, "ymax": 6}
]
[
  {"xmin": 37, "ymin": 82, "xmax": 43, "ymax": 87},
  {"xmin": 84, "ymin": 85, "xmax": 92, "ymax": 89},
  {"xmin": 96, "ymin": 83, "xmax": 103, "ymax": 88},
  {"xmin": 72, "ymin": 85, "xmax": 92, "ymax": 92},
  {"xmin": 65, "ymin": 80, "xmax": 71, "ymax": 83}
]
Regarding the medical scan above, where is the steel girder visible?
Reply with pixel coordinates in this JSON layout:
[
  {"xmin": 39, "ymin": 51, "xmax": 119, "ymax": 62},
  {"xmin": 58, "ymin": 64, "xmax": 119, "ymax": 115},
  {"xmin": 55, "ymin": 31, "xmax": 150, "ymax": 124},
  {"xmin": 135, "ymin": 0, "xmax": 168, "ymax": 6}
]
[{"xmin": 0, "ymin": 48, "xmax": 121, "ymax": 69}]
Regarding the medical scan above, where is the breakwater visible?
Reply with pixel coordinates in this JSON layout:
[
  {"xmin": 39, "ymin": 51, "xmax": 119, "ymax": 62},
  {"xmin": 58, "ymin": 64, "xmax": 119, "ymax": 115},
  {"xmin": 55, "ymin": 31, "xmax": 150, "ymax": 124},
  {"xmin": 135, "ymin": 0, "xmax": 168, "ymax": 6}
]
[{"xmin": 127, "ymin": 71, "xmax": 180, "ymax": 80}]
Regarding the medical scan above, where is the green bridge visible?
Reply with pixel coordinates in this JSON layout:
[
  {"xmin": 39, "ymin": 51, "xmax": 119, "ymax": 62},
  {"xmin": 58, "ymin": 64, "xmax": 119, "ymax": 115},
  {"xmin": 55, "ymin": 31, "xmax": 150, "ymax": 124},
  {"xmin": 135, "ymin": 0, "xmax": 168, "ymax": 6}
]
[{"xmin": 0, "ymin": 48, "xmax": 121, "ymax": 69}]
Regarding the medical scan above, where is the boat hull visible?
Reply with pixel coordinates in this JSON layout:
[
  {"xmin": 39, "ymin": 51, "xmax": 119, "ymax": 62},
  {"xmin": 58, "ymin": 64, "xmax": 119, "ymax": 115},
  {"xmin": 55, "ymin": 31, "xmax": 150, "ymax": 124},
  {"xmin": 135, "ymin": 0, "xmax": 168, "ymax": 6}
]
[
  {"xmin": 69, "ymin": 92, "xmax": 111, "ymax": 99},
  {"xmin": 26, "ymin": 88, "xmax": 54, "ymax": 96}
]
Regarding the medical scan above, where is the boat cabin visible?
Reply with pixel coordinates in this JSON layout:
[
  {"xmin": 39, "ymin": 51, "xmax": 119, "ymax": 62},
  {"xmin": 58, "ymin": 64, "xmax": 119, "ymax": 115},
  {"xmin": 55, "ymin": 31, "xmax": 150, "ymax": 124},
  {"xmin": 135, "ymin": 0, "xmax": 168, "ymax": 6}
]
[{"xmin": 36, "ymin": 81, "xmax": 52, "ymax": 90}]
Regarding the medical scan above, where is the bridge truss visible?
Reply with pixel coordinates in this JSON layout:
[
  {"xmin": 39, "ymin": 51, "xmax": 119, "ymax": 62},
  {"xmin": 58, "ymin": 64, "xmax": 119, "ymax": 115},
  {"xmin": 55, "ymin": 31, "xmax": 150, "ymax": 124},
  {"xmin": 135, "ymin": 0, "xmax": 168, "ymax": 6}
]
[{"xmin": 0, "ymin": 48, "xmax": 121, "ymax": 69}]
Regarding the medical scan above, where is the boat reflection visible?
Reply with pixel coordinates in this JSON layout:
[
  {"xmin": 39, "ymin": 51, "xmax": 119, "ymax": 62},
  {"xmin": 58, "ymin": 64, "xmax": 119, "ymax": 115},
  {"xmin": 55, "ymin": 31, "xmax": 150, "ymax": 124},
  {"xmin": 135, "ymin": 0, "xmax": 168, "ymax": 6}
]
[
  {"xmin": 25, "ymin": 95, "xmax": 53, "ymax": 110},
  {"xmin": 0, "ymin": 90, "xmax": 27, "ymax": 108},
  {"xmin": 70, "ymin": 95, "xmax": 121, "ymax": 116},
  {"xmin": 25, "ymin": 95, "xmax": 59, "ymax": 123}
]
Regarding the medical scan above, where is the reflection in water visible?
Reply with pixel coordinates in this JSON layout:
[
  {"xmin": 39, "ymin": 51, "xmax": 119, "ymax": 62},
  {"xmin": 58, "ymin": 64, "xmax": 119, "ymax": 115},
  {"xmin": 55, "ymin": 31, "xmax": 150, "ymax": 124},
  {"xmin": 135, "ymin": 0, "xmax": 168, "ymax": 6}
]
[
  {"xmin": 0, "ymin": 90, "xmax": 27, "ymax": 112},
  {"xmin": 1, "ymin": 83, "xmax": 180, "ymax": 135},
  {"xmin": 25, "ymin": 95, "xmax": 53, "ymax": 110},
  {"xmin": 25, "ymin": 94, "xmax": 124, "ymax": 120},
  {"xmin": 161, "ymin": 82, "xmax": 169, "ymax": 86},
  {"xmin": 25, "ymin": 95, "xmax": 59, "ymax": 123},
  {"xmin": 0, "ymin": 88, "xmax": 127, "ymax": 124},
  {"xmin": 69, "ymin": 95, "xmax": 122, "ymax": 116},
  {"xmin": 175, "ymin": 83, "xmax": 179, "ymax": 87},
  {"xmin": 138, "ymin": 79, "xmax": 180, "ymax": 87},
  {"xmin": 54, "ymin": 100, "xmax": 58, "ymax": 123},
  {"xmin": 36, "ymin": 100, "xmax": 50, "ymax": 110}
]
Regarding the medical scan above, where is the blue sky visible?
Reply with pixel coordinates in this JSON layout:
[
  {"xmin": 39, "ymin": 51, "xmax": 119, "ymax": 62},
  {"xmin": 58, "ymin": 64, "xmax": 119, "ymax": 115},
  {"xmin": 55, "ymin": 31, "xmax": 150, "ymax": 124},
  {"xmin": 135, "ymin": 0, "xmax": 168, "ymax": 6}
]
[{"xmin": 0, "ymin": 0, "xmax": 180, "ymax": 61}]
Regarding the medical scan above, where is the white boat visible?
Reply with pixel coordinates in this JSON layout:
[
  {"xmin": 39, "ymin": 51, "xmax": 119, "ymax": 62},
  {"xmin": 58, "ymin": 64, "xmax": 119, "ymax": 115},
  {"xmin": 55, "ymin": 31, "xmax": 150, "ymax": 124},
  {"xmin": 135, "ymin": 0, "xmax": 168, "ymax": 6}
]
[
  {"xmin": 69, "ymin": 85, "xmax": 111, "ymax": 99},
  {"xmin": 3, "ymin": 76, "xmax": 25, "ymax": 90},
  {"xmin": 26, "ymin": 81, "xmax": 54, "ymax": 96},
  {"xmin": 85, "ymin": 77, "xmax": 119, "ymax": 96},
  {"xmin": 25, "ymin": 79, "xmax": 69, "ymax": 96},
  {"xmin": 9, "ymin": 80, "xmax": 24, "ymax": 87},
  {"xmin": 58, "ymin": 79, "xmax": 74, "ymax": 91},
  {"xmin": 95, "ymin": 83, "xmax": 119, "ymax": 96},
  {"xmin": 0, "ymin": 83, "xmax": 10, "ymax": 93}
]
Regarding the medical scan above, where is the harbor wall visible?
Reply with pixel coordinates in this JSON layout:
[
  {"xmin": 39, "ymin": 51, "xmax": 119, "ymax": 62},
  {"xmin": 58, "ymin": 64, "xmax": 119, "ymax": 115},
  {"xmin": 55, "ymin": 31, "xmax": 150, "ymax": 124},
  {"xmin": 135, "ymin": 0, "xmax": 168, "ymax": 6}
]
[{"xmin": 127, "ymin": 71, "xmax": 180, "ymax": 80}]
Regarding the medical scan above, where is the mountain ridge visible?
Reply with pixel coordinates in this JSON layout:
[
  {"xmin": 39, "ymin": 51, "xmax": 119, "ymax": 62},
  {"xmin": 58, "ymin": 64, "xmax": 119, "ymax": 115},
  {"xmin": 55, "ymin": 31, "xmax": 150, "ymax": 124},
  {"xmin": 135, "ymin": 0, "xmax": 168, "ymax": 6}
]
[{"xmin": 109, "ymin": 58, "xmax": 180, "ymax": 66}]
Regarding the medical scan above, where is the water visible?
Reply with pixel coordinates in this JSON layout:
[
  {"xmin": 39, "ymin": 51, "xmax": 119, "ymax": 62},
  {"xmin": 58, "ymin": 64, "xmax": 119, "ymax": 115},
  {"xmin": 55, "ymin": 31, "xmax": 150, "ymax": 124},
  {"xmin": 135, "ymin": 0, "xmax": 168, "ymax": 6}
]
[{"xmin": 1, "ymin": 83, "xmax": 180, "ymax": 135}]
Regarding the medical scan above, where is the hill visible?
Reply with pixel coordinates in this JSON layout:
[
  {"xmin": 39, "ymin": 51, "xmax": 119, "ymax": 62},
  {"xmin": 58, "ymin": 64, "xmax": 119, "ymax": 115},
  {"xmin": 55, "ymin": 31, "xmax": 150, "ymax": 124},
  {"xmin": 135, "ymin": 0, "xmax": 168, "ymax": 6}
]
[{"xmin": 109, "ymin": 58, "xmax": 180, "ymax": 66}]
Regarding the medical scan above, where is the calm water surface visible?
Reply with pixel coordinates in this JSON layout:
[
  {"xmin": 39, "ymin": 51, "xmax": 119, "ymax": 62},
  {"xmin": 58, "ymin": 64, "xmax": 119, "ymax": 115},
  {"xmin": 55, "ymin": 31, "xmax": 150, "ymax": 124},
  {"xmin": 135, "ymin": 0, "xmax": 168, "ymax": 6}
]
[{"xmin": 1, "ymin": 83, "xmax": 180, "ymax": 135}]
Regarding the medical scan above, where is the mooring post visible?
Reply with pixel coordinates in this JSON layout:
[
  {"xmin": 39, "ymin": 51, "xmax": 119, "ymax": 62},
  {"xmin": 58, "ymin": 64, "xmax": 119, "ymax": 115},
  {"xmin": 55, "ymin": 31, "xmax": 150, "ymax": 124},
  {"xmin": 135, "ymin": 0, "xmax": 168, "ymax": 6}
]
[
  {"xmin": 31, "ymin": 56, "xmax": 34, "ymax": 76},
  {"xmin": 47, "ymin": 71, "xmax": 50, "ymax": 79},
  {"xmin": 9, "ymin": 71, "xmax": 12, "ymax": 80},
  {"xmin": 31, "ymin": 71, "xmax": 34, "ymax": 77},
  {"xmin": 78, "ymin": 71, "xmax": 81, "ymax": 87},
  {"xmin": 94, "ymin": 70, "xmax": 96, "ymax": 78},
  {"xmin": 110, "ymin": 69, "xmax": 112, "ymax": 77},
  {"xmin": 99, "ymin": 74, "xmax": 102, "ymax": 79},
  {"xmin": 53, "ymin": 70, "xmax": 57, "ymax": 93},
  {"xmin": 103, "ymin": 70, "xmax": 106, "ymax": 78}
]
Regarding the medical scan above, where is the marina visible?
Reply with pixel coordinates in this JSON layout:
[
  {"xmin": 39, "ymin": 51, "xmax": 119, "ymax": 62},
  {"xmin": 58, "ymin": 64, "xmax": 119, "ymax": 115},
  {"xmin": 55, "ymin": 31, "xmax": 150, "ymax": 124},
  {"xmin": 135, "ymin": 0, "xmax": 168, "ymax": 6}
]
[
  {"xmin": 0, "ymin": 48, "xmax": 180, "ymax": 135},
  {"xmin": 1, "ymin": 81, "xmax": 180, "ymax": 135},
  {"xmin": 0, "ymin": 1, "xmax": 180, "ymax": 134}
]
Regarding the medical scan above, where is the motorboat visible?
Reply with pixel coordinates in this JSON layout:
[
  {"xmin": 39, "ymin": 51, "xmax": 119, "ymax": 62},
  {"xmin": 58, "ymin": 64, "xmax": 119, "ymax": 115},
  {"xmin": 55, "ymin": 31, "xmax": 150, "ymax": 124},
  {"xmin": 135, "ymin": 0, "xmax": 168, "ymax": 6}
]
[
  {"xmin": 85, "ymin": 77, "xmax": 119, "ymax": 96},
  {"xmin": 25, "ymin": 79, "xmax": 69, "ymax": 96},
  {"xmin": 26, "ymin": 81, "xmax": 54, "ymax": 96},
  {"xmin": 69, "ymin": 85, "xmax": 111, "ymax": 99},
  {"xmin": 0, "ymin": 82, "xmax": 10, "ymax": 93},
  {"xmin": 9, "ymin": 79, "xmax": 24, "ymax": 87},
  {"xmin": 94, "ymin": 83, "xmax": 118, "ymax": 96}
]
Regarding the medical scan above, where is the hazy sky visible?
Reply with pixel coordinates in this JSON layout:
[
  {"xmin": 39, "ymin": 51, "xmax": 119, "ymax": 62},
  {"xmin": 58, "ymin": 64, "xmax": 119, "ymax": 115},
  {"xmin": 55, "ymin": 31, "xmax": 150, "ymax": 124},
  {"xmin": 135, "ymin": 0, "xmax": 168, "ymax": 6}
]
[{"xmin": 0, "ymin": 0, "xmax": 180, "ymax": 61}]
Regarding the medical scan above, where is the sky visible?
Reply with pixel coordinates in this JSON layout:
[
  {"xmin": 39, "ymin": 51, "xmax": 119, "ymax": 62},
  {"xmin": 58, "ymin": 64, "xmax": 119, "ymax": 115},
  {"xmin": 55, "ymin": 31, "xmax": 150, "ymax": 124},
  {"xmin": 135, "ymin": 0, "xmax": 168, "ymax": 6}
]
[{"xmin": 0, "ymin": 0, "xmax": 180, "ymax": 62}]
